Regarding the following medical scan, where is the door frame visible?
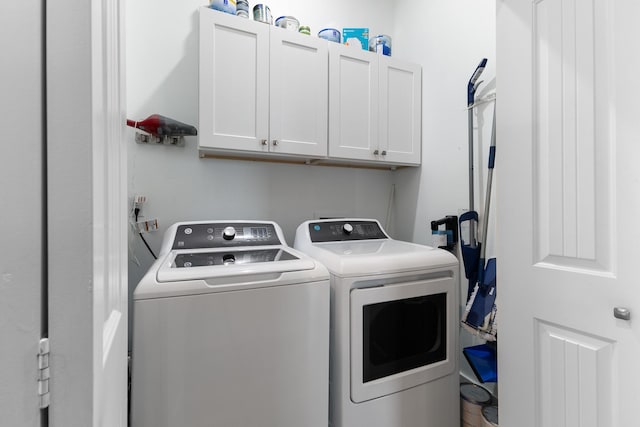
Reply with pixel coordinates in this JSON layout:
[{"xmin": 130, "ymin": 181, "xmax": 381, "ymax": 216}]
[{"xmin": 47, "ymin": 0, "xmax": 128, "ymax": 425}]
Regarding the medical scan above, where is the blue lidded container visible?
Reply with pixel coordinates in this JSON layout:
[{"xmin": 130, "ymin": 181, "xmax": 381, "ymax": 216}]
[
  {"xmin": 209, "ymin": 0, "xmax": 236, "ymax": 15},
  {"xmin": 318, "ymin": 28, "xmax": 341, "ymax": 43},
  {"xmin": 369, "ymin": 34, "xmax": 392, "ymax": 56}
]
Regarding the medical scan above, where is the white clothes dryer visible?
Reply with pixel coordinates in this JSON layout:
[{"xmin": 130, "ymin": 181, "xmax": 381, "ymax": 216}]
[
  {"xmin": 294, "ymin": 218, "xmax": 460, "ymax": 427},
  {"xmin": 131, "ymin": 220, "xmax": 330, "ymax": 427}
]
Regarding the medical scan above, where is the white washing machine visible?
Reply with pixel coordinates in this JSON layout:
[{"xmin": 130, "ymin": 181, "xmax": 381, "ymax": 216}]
[
  {"xmin": 294, "ymin": 219, "xmax": 460, "ymax": 427},
  {"xmin": 130, "ymin": 220, "xmax": 330, "ymax": 427}
]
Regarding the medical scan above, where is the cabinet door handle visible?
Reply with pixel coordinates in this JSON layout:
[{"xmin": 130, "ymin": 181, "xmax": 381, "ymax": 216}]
[
  {"xmin": 373, "ymin": 149, "xmax": 379, "ymax": 155},
  {"xmin": 272, "ymin": 140, "xmax": 279, "ymax": 146},
  {"xmin": 261, "ymin": 139, "xmax": 268, "ymax": 146},
  {"xmin": 614, "ymin": 307, "xmax": 631, "ymax": 320},
  {"xmin": 381, "ymin": 150, "xmax": 387, "ymax": 156}
]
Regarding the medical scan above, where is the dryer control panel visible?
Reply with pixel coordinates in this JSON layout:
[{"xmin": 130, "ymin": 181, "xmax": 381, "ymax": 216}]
[
  {"xmin": 308, "ymin": 220, "xmax": 389, "ymax": 242},
  {"xmin": 172, "ymin": 222, "xmax": 281, "ymax": 250}
]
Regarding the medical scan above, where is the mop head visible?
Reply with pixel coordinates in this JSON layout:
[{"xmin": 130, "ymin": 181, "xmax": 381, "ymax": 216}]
[
  {"xmin": 461, "ymin": 259, "xmax": 497, "ymax": 341},
  {"xmin": 462, "ymin": 298, "xmax": 497, "ymax": 341}
]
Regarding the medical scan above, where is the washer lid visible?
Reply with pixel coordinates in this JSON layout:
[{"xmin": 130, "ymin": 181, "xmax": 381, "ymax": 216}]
[{"xmin": 155, "ymin": 246, "xmax": 316, "ymax": 282}]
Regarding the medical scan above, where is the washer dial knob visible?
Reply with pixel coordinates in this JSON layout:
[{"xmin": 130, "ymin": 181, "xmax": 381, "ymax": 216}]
[
  {"xmin": 343, "ymin": 223, "xmax": 354, "ymax": 235},
  {"xmin": 222, "ymin": 226, "xmax": 236, "ymax": 240}
]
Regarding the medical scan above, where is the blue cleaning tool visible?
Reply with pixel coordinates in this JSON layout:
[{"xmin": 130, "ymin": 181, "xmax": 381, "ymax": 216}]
[
  {"xmin": 462, "ymin": 102, "xmax": 497, "ymax": 340},
  {"xmin": 460, "ymin": 58, "xmax": 487, "ymax": 301}
]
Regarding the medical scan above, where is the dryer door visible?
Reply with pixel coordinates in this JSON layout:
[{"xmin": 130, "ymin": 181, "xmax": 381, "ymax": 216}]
[{"xmin": 350, "ymin": 276, "xmax": 456, "ymax": 403}]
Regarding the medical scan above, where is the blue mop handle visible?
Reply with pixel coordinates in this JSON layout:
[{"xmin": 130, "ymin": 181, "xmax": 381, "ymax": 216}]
[{"xmin": 467, "ymin": 58, "xmax": 488, "ymax": 106}]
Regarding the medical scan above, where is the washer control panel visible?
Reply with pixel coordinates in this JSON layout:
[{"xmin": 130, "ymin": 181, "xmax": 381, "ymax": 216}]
[
  {"xmin": 173, "ymin": 248, "xmax": 298, "ymax": 268},
  {"xmin": 308, "ymin": 220, "xmax": 388, "ymax": 242},
  {"xmin": 172, "ymin": 222, "xmax": 281, "ymax": 250}
]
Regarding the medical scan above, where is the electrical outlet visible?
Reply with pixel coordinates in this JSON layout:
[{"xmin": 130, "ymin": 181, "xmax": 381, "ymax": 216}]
[
  {"xmin": 133, "ymin": 195, "xmax": 147, "ymax": 207},
  {"xmin": 137, "ymin": 218, "xmax": 159, "ymax": 233}
]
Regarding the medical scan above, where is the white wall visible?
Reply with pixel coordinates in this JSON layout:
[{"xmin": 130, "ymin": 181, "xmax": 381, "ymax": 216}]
[
  {"xmin": 125, "ymin": 0, "xmax": 400, "ymax": 335},
  {"xmin": 391, "ymin": 0, "xmax": 496, "ymax": 246},
  {"xmin": 390, "ymin": 0, "xmax": 497, "ymax": 392},
  {"xmin": 126, "ymin": 0, "xmax": 497, "ymax": 392}
]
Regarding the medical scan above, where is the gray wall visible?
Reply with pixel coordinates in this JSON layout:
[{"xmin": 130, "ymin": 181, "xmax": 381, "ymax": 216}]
[{"xmin": 0, "ymin": 1, "xmax": 44, "ymax": 424}]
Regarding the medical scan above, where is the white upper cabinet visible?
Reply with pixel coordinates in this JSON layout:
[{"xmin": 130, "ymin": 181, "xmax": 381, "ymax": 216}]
[
  {"xmin": 199, "ymin": 9, "xmax": 269, "ymax": 153},
  {"xmin": 199, "ymin": 8, "xmax": 328, "ymax": 158},
  {"xmin": 328, "ymin": 43, "xmax": 422, "ymax": 166},
  {"xmin": 328, "ymin": 44, "xmax": 379, "ymax": 161},
  {"xmin": 379, "ymin": 56, "xmax": 422, "ymax": 165},
  {"xmin": 199, "ymin": 7, "xmax": 421, "ymax": 168},
  {"xmin": 269, "ymin": 28, "xmax": 328, "ymax": 157}
]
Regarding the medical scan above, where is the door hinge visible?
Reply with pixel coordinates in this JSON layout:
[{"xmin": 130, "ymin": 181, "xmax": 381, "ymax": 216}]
[{"xmin": 37, "ymin": 338, "xmax": 50, "ymax": 409}]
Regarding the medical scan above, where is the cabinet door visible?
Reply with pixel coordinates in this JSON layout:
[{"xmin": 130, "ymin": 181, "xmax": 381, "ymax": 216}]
[
  {"xmin": 269, "ymin": 29, "xmax": 328, "ymax": 157},
  {"xmin": 379, "ymin": 56, "xmax": 422, "ymax": 165},
  {"xmin": 199, "ymin": 9, "xmax": 269, "ymax": 153},
  {"xmin": 328, "ymin": 43, "xmax": 379, "ymax": 161}
]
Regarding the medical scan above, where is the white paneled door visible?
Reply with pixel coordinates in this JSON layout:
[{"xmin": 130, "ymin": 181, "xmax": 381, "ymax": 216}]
[{"xmin": 497, "ymin": 0, "xmax": 640, "ymax": 426}]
